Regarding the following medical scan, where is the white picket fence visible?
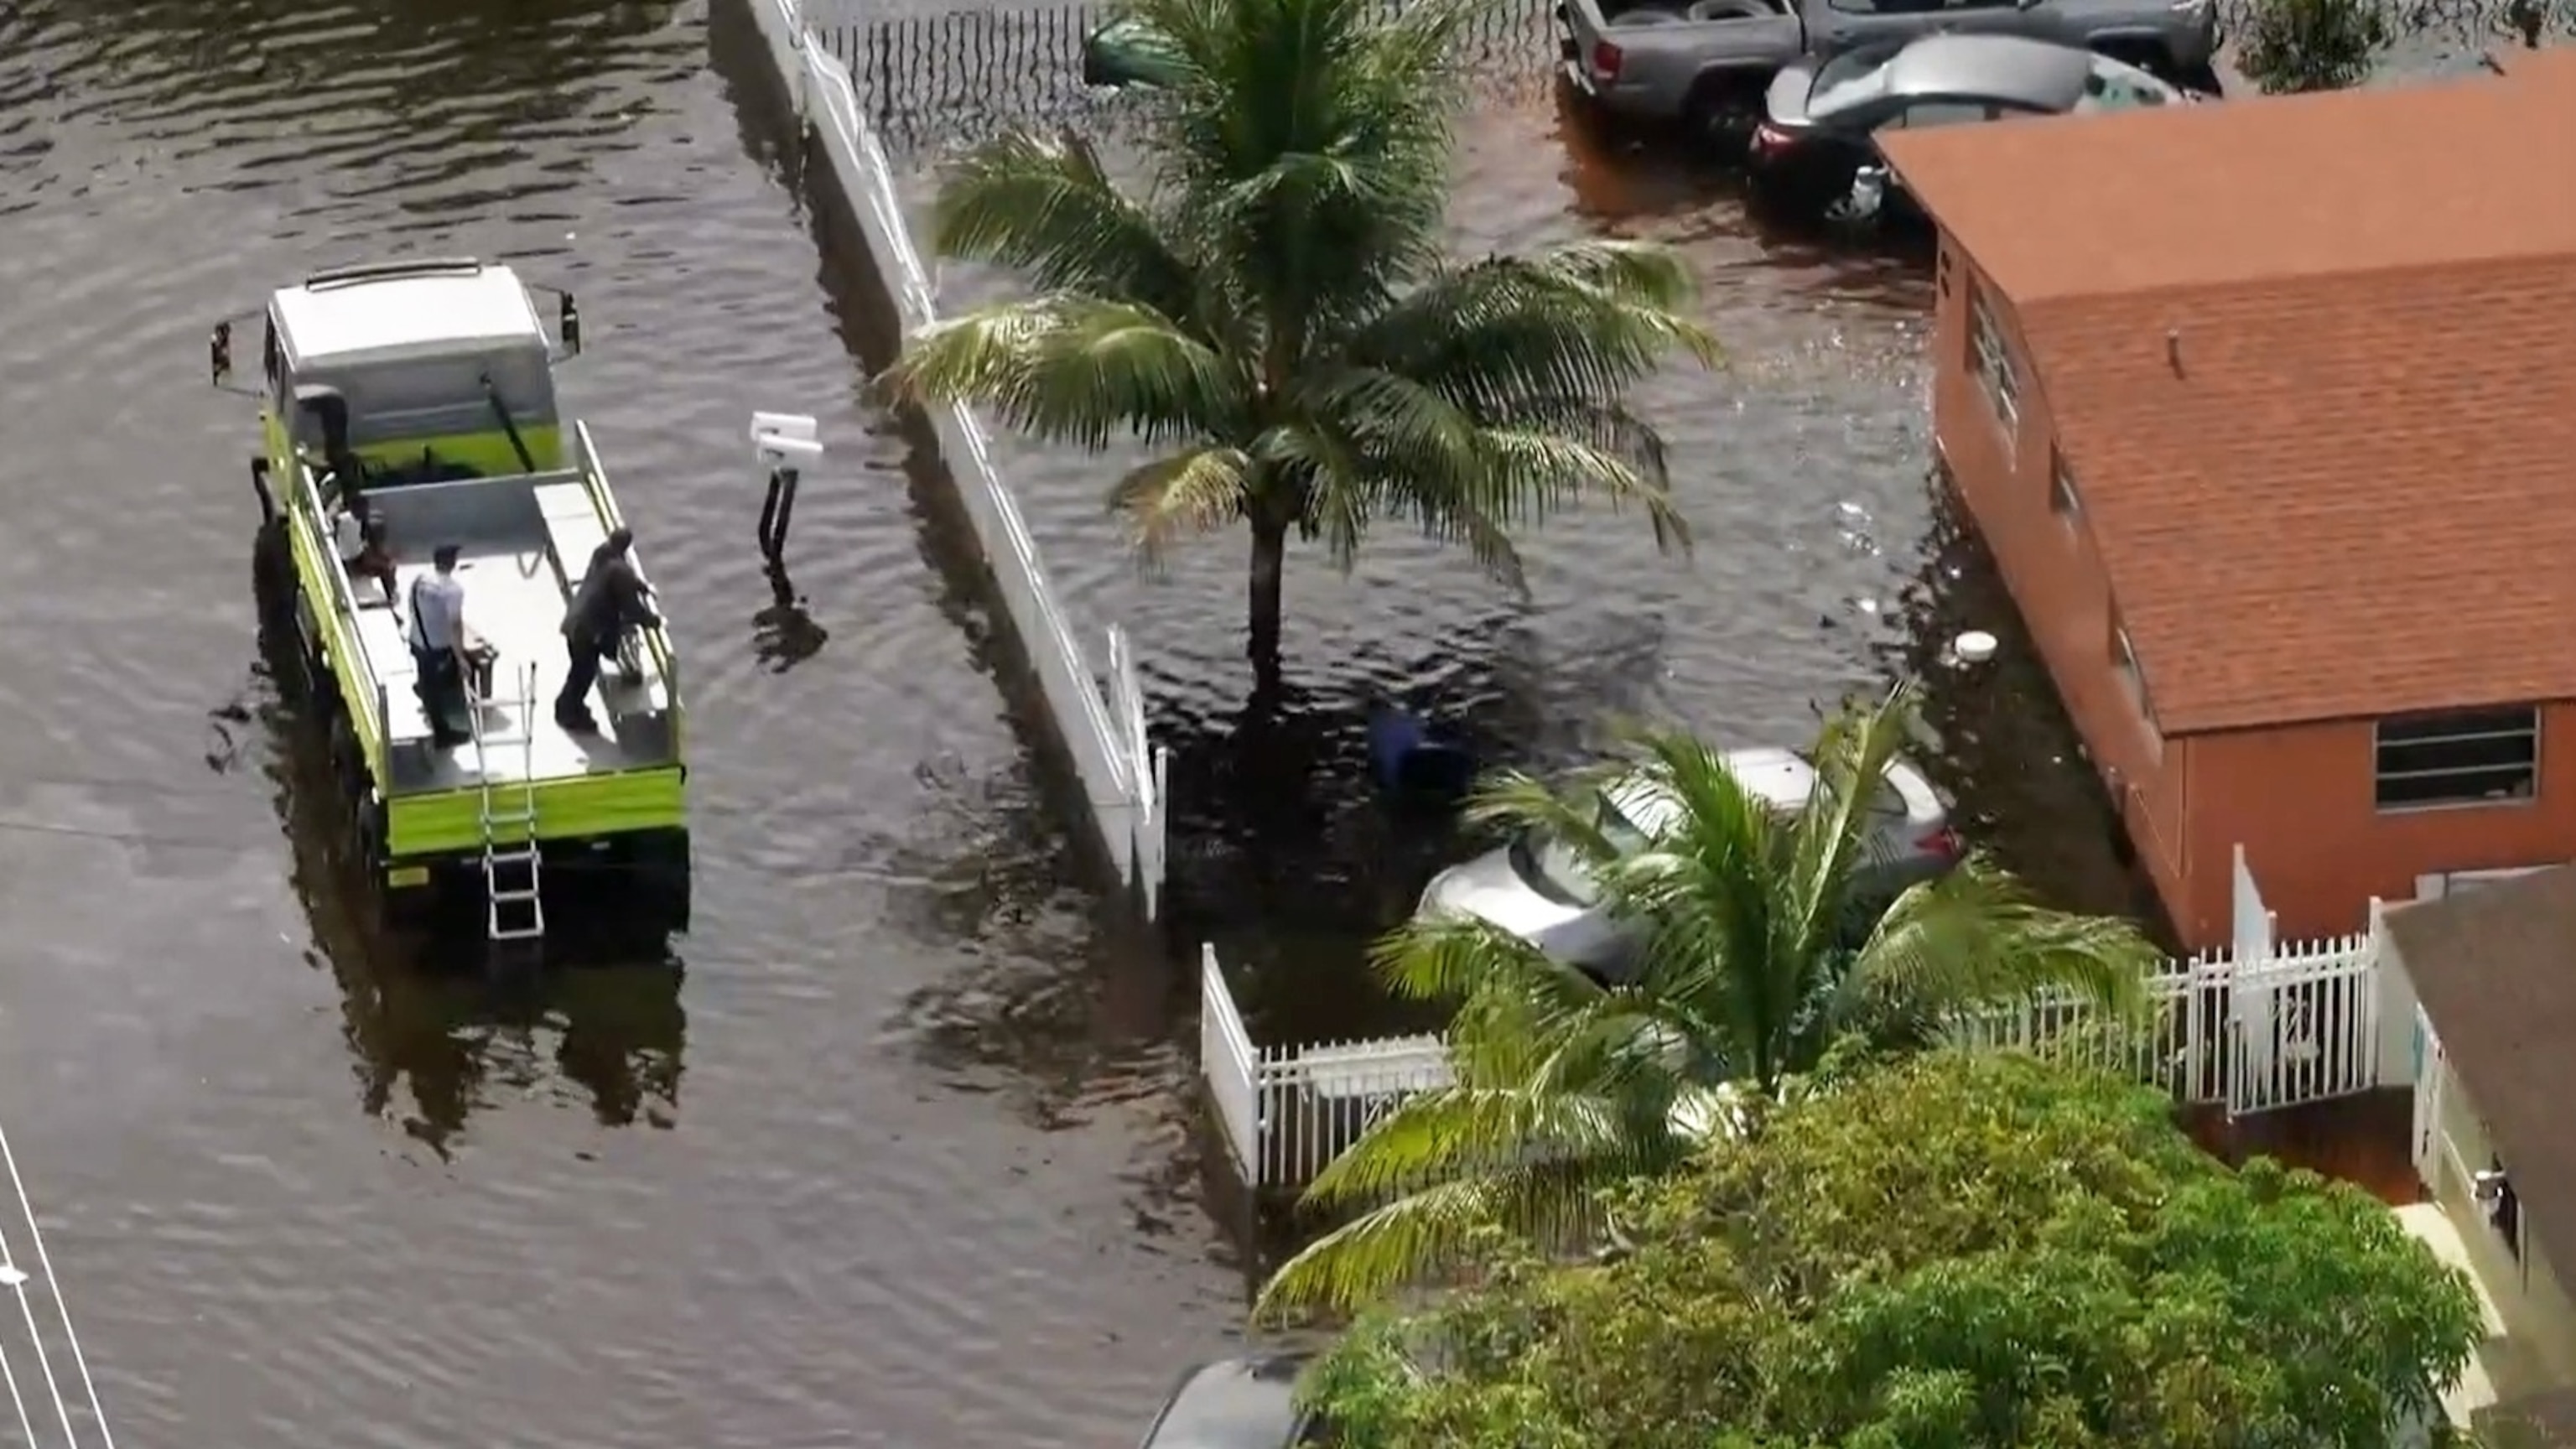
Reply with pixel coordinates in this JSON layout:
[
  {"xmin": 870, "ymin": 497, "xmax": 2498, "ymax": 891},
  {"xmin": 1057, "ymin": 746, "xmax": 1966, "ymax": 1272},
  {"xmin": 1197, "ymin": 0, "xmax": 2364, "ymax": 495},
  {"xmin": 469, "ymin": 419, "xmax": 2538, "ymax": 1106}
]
[
  {"xmin": 1197, "ymin": 895, "xmax": 2392, "ymax": 1191},
  {"xmin": 744, "ymin": 0, "xmax": 1169, "ymax": 916}
]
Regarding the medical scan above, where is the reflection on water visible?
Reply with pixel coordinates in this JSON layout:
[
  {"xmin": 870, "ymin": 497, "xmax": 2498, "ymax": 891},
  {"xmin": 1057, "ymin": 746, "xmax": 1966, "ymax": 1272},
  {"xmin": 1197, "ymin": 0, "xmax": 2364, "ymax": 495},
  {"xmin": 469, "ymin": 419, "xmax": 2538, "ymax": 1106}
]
[
  {"xmin": 253, "ymin": 576, "xmax": 689, "ymax": 1150},
  {"xmin": 1884, "ymin": 477, "xmax": 2175, "ymax": 942}
]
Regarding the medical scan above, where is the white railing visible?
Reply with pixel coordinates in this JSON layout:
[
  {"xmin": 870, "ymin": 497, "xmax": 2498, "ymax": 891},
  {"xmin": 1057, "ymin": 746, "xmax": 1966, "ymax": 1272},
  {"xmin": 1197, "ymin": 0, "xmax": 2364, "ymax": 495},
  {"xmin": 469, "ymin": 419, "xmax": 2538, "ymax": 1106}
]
[
  {"xmin": 1202, "ymin": 920, "xmax": 2392, "ymax": 1192},
  {"xmin": 748, "ymin": 0, "xmax": 1169, "ymax": 915},
  {"xmin": 0, "ymin": 1114, "xmax": 116, "ymax": 1449}
]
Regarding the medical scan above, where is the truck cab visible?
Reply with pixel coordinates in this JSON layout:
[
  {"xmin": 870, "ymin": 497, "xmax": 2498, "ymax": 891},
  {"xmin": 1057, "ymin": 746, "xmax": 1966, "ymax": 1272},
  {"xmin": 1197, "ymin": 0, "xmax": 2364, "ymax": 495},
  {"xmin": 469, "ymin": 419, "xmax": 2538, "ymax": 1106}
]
[{"xmin": 254, "ymin": 258, "xmax": 574, "ymax": 488}]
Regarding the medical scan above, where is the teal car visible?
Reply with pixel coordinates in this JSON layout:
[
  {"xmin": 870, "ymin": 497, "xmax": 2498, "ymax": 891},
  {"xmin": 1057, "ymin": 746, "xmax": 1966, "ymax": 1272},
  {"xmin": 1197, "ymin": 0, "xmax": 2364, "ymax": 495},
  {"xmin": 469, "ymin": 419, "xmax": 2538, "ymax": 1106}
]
[{"xmin": 1081, "ymin": 15, "xmax": 1187, "ymax": 87}]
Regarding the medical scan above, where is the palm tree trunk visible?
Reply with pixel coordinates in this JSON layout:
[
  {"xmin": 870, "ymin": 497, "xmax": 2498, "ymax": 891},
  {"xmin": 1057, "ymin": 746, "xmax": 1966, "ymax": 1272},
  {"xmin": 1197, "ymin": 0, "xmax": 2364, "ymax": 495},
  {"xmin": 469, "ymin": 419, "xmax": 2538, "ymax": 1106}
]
[{"xmin": 1246, "ymin": 514, "xmax": 1290, "ymax": 688}]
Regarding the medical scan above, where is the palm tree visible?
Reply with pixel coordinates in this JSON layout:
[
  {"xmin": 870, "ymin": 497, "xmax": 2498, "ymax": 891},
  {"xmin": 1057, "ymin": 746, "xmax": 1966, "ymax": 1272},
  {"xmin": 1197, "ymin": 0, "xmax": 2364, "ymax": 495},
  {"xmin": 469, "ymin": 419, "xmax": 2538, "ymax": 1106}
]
[
  {"xmin": 876, "ymin": 0, "xmax": 1719, "ymax": 688},
  {"xmin": 1255, "ymin": 685, "xmax": 2161, "ymax": 1313}
]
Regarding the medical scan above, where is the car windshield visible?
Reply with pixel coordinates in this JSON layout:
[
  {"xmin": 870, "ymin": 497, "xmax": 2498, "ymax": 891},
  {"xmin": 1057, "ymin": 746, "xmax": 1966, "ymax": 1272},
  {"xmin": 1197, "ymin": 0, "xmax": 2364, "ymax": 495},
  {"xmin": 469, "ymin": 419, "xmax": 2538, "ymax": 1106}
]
[
  {"xmin": 1514, "ymin": 795, "xmax": 1653, "ymax": 906},
  {"xmin": 2076, "ymin": 58, "xmax": 2178, "ymax": 111}
]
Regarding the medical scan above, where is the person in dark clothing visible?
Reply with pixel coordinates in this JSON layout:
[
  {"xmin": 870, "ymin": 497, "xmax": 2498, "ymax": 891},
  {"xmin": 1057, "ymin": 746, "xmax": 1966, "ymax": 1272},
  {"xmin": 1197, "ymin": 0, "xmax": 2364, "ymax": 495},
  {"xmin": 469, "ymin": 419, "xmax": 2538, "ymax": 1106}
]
[{"xmin": 555, "ymin": 527, "xmax": 657, "ymax": 732}]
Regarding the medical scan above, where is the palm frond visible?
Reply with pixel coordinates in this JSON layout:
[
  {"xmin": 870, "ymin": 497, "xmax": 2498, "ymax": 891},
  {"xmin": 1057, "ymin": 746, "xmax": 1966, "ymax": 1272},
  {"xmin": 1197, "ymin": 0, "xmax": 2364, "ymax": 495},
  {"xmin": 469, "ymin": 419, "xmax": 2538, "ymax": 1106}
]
[
  {"xmin": 1258, "ymin": 1157, "xmax": 1629, "ymax": 1316},
  {"xmin": 1778, "ymin": 683, "xmax": 1923, "ymax": 963},
  {"xmin": 1343, "ymin": 242, "xmax": 1722, "ymax": 419},
  {"xmin": 1848, "ymin": 856, "xmax": 2158, "ymax": 1034},
  {"xmin": 878, "ymin": 297, "xmax": 1245, "ymax": 449},
  {"xmin": 1132, "ymin": 0, "xmax": 1462, "ymax": 343},
  {"xmin": 1300, "ymin": 1081, "xmax": 1661, "ymax": 1208},
  {"xmin": 931, "ymin": 131, "xmax": 1198, "ymax": 319},
  {"xmin": 1106, "ymin": 445, "xmax": 1254, "ymax": 558}
]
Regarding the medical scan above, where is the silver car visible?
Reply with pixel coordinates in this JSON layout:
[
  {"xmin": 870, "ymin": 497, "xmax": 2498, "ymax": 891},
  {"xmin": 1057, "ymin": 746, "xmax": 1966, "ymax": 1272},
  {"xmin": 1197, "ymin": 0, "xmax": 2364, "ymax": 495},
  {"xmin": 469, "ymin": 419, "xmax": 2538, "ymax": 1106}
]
[
  {"xmin": 1415, "ymin": 747, "xmax": 1957, "ymax": 980},
  {"xmin": 1749, "ymin": 33, "xmax": 2194, "ymax": 220}
]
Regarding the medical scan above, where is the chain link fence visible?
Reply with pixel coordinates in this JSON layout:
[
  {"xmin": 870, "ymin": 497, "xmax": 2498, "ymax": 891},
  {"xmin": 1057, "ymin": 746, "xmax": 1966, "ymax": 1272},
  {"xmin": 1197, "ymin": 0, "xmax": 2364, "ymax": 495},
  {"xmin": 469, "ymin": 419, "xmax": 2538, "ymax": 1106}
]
[
  {"xmin": 812, "ymin": 0, "xmax": 1557, "ymax": 152},
  {"xmin": 815, "ymin": 0, "xmax": 2573, "ymax": 154}
]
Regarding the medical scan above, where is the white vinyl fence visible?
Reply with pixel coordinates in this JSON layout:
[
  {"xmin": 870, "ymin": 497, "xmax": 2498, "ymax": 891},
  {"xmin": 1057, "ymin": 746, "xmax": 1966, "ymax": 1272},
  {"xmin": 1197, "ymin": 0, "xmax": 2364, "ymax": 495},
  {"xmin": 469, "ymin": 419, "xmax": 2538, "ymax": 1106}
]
[
  {"xmin": 1197, "ymin": 850, "xmax": 2393, "ymax": 1191},
  {"xmin": 745, "ymin": 0, "xmax": 1168, "ymax": 916}
]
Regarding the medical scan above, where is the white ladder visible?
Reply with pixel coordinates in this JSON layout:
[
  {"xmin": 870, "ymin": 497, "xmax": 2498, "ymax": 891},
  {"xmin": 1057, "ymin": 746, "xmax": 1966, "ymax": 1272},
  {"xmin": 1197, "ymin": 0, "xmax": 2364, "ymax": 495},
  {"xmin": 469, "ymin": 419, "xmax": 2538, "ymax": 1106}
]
[{"xmin": 470, "ymin": 661, "xmax": 545, "ymax": 945}]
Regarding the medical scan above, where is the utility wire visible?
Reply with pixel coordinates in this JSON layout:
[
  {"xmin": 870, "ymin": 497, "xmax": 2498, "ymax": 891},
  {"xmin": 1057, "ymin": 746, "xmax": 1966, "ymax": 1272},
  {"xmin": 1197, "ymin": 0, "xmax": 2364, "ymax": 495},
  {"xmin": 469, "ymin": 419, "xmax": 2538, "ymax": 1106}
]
[{"xmin": 0, "ymin": 1114, "xmax": 111, "ymax": 1449}]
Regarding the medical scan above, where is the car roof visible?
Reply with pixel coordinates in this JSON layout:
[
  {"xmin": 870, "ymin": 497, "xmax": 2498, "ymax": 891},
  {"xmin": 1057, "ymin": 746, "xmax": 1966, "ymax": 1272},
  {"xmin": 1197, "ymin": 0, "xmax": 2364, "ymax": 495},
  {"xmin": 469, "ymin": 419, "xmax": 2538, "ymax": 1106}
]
[
  {"xmin": 1608, "ymin": 747, "xmax": 1818, "ymax": 837},
  {"xmin": 1141, "ymin": 1357, "xmax": 1306, "ymax": 1449},
  {"xmin": 1882, "ymin": 33, "xmax": 2099, "ymax": 111}
]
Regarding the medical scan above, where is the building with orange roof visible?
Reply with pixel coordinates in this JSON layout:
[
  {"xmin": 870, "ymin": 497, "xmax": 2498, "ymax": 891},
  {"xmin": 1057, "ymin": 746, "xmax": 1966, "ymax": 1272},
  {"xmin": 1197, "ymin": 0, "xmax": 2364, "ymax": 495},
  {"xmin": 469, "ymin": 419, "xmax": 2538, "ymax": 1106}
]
[{"xmin": 1881, "ymin": 60, "xmax": 2576, "ymax": 948}]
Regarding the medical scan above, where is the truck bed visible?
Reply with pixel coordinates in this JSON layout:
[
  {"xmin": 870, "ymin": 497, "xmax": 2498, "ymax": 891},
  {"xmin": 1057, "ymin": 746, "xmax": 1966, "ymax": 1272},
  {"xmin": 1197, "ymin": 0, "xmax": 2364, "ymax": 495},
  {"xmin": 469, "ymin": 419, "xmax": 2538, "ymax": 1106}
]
[{"xmin": 353, "ymin": 547, "xmax": 675, "ymax": 794}]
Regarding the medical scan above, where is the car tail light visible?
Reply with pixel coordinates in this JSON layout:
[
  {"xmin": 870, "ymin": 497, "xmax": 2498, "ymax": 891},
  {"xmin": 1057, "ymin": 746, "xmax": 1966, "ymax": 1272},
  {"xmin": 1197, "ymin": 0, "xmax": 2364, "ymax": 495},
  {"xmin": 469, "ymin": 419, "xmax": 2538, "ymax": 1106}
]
[
  {"xmin": 1590, "ymin": 40, "xmax": 1623, "ymax": 80},
  {"xmin": 1916, "ymin": 826, "xmax": 1962, "ymax": 863},
  {"xmin": 1750, "ymin": 122, "xmax": 1793, "ymax": 154}
]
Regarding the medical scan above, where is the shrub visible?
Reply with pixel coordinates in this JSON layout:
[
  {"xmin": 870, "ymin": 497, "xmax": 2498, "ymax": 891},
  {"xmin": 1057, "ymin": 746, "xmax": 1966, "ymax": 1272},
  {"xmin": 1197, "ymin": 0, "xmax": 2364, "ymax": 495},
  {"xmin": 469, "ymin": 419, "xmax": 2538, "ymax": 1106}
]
[{"xmin": 2236, "ymin": 0, "xmax": 2393, "ymax": 92}]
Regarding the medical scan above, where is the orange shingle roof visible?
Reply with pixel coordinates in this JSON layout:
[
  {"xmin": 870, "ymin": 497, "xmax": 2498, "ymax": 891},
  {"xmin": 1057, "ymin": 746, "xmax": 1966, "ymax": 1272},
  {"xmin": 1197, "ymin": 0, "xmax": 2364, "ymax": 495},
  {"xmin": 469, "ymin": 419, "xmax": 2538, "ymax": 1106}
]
[{"xmin": 1883, "ymin": 69, "xmax": 2576, "ymax": 732}]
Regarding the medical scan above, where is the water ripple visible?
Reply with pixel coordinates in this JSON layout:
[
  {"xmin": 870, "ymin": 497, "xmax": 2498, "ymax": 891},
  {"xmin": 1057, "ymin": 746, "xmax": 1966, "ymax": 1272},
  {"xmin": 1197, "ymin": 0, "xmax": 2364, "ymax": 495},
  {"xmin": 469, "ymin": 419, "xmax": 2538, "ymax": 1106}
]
[{"xmin": 0, "ymin": 1, "xmax": 1242, "ymax": 1446}]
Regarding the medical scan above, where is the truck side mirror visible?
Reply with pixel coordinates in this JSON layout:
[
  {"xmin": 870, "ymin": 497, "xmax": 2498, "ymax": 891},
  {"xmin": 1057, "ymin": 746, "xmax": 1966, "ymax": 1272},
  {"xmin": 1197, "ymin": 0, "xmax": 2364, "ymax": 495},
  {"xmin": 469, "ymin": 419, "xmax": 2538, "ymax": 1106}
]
[
  {"xmin": 210, "ymin": 320, "xmax": 233, "ymax": 386},
  {"xmin": 559, "ymin": 293, "xmax": 582, "ymax": 356}
]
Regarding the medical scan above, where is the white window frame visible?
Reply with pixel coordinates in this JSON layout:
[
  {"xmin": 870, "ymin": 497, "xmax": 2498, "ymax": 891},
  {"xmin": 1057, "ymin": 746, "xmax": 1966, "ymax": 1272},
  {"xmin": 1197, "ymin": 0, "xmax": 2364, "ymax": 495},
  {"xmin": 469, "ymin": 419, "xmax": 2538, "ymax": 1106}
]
[
  {"xmin": 2050, "ymin": 449, "xmax": 2081, "ymax": 521},
  {"xmin": 2373, "ymin": 707, "xmax": 2541, "ymax": 813},
  {"xmin": 2111, "ymin": 624, "xmax": 2151, "ymax": 717},
  {"xmin": 1969, "ymin": 291, "xmax": 2020, "ymax": 438}
]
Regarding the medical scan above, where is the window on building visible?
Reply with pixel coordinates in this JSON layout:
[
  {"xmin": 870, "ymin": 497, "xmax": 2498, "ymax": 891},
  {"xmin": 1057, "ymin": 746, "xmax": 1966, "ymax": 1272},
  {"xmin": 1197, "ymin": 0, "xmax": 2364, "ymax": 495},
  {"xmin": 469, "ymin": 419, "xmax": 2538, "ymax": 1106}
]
[
  {"xmin": 2374, "ymin": 707, "xmax": 2540, "ymax": 810},
  {"xmin": 2051, "ymin": 449, "xmax": 2081, "ymax": 520},
  {"xmin": 1970, "ymin": 291, "xmax": 2019, "ymax": 436},
  {"xmin": 2111, "ymin": 623, "xmax": 2150, "ymax": 716}
]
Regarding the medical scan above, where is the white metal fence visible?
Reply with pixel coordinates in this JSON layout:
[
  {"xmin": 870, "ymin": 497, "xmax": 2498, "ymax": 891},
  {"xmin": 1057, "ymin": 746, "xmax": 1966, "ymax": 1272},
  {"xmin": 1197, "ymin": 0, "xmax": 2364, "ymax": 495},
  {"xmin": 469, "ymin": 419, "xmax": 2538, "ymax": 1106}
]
[
  {"xmin": 745, "ymin": 0, "xmax": 1169, "ymax": 917},
  {"xmin": 1198, "ymin": 910, "xmax": 2391, "ymax": 1192}
]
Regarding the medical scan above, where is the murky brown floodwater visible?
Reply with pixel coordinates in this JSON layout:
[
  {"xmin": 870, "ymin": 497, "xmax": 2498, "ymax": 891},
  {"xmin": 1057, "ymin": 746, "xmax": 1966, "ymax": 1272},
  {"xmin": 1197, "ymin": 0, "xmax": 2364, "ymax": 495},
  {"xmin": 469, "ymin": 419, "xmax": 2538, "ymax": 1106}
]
[
  {"xmin": 895, "ymin": 82, "xmax": 2154, "ymax": 1041},
  {"xmin": 23, "ymin": 0, "xmax": 2417, "ymax": 1434},
  {"xmin": 0, "ymin": 2, "xmax": 1244, "ymax": 1444}
]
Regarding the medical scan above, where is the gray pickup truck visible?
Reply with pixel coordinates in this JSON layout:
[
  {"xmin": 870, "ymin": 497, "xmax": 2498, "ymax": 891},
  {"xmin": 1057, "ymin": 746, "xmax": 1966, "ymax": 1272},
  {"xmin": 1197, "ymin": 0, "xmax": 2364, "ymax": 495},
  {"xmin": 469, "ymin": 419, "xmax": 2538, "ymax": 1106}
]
[{"xmin": 1555, "ymin": 0, "xmax": 2220, "ymax": 145}]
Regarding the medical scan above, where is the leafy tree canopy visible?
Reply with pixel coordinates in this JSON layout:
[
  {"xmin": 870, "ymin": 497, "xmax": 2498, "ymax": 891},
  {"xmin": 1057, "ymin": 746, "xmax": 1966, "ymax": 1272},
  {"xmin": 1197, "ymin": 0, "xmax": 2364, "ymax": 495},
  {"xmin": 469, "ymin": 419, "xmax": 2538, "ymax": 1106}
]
[{"xmin": 1303, "ymin": 1052, "xmax": 2484, "ymax": 1449}]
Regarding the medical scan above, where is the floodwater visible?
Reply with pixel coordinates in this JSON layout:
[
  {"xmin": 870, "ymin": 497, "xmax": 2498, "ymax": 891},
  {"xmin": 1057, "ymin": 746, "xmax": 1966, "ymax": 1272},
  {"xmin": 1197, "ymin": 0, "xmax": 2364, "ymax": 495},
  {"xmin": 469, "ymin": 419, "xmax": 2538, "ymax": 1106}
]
[
  {"xmin": 29, "ymin": 0, "xmax": 2486, "ymax": 1436},
  {"xmin": 892, "ymin": 72, "xmax": 2161, "ymax": 1039},
  {"xmin": 0, "ymin": 2, "xmax": 1241, "ymax": 1446}
]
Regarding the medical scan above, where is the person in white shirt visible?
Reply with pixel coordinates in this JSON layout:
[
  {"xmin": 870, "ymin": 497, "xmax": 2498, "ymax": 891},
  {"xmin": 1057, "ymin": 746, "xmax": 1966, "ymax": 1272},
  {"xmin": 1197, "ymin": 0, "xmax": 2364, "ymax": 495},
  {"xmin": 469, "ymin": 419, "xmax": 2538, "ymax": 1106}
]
[{"xmin": 406, "ymin": 543, "xmax": 472, "ymax": 747}]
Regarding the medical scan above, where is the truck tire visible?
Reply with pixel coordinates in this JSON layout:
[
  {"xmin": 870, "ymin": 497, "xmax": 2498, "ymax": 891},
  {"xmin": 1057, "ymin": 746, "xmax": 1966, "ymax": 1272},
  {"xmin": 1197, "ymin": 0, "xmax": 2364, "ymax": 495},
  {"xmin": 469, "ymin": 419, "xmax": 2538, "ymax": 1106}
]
[{"xmin": 1684, "ymin": 71, "xmax": 1768, "ymax": 158}]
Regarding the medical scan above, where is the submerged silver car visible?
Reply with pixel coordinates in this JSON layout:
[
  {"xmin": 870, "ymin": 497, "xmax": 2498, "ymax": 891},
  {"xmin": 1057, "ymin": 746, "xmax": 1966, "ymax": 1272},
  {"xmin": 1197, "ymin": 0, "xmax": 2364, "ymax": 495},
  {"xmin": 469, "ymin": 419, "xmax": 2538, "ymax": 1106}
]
[
  {"xmin": 1748, "ymin": 33, "xmax": 2195, "ymax": 219},
  {"xmin": 1415, "ymin": 747, "xmax": 1958, "ymax": 980}
]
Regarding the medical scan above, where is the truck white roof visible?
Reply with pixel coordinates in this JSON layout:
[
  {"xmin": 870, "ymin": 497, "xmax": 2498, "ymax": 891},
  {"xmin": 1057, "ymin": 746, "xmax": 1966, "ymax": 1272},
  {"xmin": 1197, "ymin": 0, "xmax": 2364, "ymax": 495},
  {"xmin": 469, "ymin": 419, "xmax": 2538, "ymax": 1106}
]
[{"xmin": 272, "ymin": 262, "xmax": 547, "ymax": 371}]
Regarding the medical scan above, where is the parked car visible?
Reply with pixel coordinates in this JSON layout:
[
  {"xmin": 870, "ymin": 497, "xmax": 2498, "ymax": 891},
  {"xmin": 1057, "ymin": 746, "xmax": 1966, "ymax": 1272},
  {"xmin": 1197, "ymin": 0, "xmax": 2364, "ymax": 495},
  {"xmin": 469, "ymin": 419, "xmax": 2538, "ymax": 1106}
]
[
  {"xmin": 1137, "ymin": 1356, "xmax": 1326, "ymax": 1449},
  {"xmin": 1413, "ymin": 747, "xmax": 1959, "ymax": 981},
  {"xmin": 1747, "ymin": 33, "xmax": 2194, "ymax": 221},
  {"xmin": 1552, "ymin": 0, "xmax": 2217, "ymax": 148},
  {"xmin": 1083, "ymin": 14, "xmax": 1188, "ymax": 88}
]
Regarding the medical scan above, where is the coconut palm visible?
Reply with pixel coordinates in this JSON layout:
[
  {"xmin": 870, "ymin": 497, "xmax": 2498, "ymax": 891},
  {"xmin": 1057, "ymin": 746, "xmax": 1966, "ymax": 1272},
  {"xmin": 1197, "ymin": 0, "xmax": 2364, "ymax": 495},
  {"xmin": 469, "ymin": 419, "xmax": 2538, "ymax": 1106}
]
[
  {"xmin": 876, "ymin": 0, "xmax": 1719, "ymax": 688},
  {"xmin": 1255, "ymin": 684, "xmax": 2161, "ymax": 1313}
]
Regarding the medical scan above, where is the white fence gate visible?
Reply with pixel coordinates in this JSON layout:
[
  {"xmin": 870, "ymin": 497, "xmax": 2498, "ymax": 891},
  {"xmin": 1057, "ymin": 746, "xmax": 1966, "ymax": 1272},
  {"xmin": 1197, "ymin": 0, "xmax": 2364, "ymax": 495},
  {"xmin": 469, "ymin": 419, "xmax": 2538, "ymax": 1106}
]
[
  {"xmin": 2221, "ymin": 931, "xmax": 2381, "ymax": 1115},
  {"xmin": 1197, "ymin": 945, "xmax": 1452, "ymax": 1190},
  {"xmin": 744, "ymin": 0, "xmax": 1170, "ymax": 916}
]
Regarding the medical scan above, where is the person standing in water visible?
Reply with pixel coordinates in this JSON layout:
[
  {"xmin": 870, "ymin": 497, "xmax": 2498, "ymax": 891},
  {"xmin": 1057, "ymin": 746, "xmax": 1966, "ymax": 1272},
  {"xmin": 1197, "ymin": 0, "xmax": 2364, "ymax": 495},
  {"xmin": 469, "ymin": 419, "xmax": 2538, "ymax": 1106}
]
[{"xmin": 555, "ymin": 527, "xmax": 657, "ymax": 732}]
